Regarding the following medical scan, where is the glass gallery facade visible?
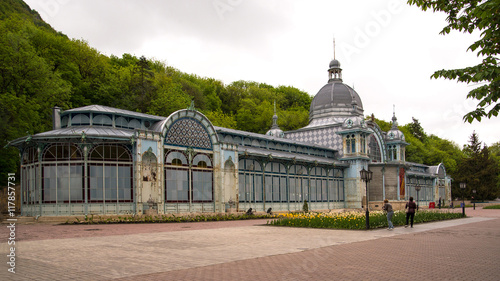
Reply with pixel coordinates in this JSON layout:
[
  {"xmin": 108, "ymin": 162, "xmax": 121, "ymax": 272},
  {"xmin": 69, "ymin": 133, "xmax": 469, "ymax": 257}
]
[{"xmin": 11, "ymin": 105, "xmax": 348, "ymax": 216}]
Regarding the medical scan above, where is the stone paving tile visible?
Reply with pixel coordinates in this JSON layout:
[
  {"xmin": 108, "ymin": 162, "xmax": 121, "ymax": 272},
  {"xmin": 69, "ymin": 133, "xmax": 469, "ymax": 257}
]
[
  {"xmin": 117, "ymin": 219, "xmax": 500, "ymax": 281},
  {"xmin": 1, "ymin": 208, "xmax": 499, "ymax": 280}
]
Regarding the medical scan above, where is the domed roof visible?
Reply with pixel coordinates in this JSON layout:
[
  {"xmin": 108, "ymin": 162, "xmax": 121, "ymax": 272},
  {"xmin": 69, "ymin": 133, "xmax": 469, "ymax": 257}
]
[
  {"xmin": 329, "ymin": 59, "xmax": 341, "ymax": 68},
  {"xmin": 309, "ymin": 59, "xmax": 364, "ymax": 122},
  {"xmin": 386, "ymin": 112, "xmax": 405, "ymax": 142}
]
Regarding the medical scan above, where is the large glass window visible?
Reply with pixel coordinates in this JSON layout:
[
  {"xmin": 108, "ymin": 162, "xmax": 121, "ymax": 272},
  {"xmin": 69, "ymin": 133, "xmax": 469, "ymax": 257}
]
[
  {"xmin": 368, "ymin": 135, "xmax": 382, "ymax": 162},
  {"xmin": 310, "ymin": 167, "xmax": 327, "ymax": 202},
  {"xmin": 166, "ymin": 169, "xmax": 189, "ymax": 202},
  {"xmin": 289, "ymin": 165, "xmax": 306, "ymax": 203},
  {"xmin": 238, "ymin": 159, "xmax": 263, "ymax": 203},
  {"xmin": 264, "ymin": 162, "xmax": 286, "ymax": 203},
  {"xmin": 41, "ymin": 144, "xmax": 83, "ymax": 203},
  {"xmin": 88, "ymin": 145, "xmax": 133, "ymax": 202},
  {"xmin": 192, "ymin": 171, "xmax": 212, "ymax": 201},
  {"xmin": 165, "ymin": 150, "xmax": 213, "ymax": 203},
  {"xmin": 22, "ymin": 147, "xmax": 39, "ymax": 204},
  {"xmin": 192, "ymin": 153, "xmax": 213, "ymax": 202}
]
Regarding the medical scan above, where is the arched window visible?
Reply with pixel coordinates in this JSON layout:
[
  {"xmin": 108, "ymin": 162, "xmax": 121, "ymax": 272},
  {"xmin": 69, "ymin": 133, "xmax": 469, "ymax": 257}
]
[
  {"xmin": 89, "ymin": 145, "xmax": 131, "ymax": 162},
  {"xmin": 192, "ymin": 153, "xmax": 213, "ymax": 202},
  {"xmin": 41, "ymin": 144, "xmax": 83, "ymax": 203},
  {"xmin": 88, "ymin": 145, "xmax": 132, "ymax": 203},
  {"xmin": 61, "ymin": 116, "xmax": 69, "ymax": 128},
  {"xmin": 128, "ymin": 119, "xmax": 141, "ymax": 129},
  {"xmin": 166, "ymin": 151, "xmax": 188, "ymax": 166},
  {"xmin": 71, "ymin": 114, "xmax": 90, "ymax": 126},
  {"xmin": 165, "ymin": 151, "xmax": 189, "ymax": 202},
  {"xmin": 360, "ymin": 135, "xmax": 366, "ymax": 154},
  {"xmin": 390, "ymin": 145, "xmax": 398, "ymax": 161},
  {"xmin": 193, "ymin": 154, "xmax": 212, "ymax": 167},
  {"xmin": 351, "ymin": 134, "xmax": 356, "ymax": 153},
  {"xmin": 346, "ymin": 134, "xmax": 356, "ymax": 154},
  {"xmin": 93, "ymin": 114, "xmax": 112, "ymax": 126},
  {"xmin": 368, "ymin": 135, "xmax": 382, "ymax": 162},
  {"xmin": 165, "ymin": 151, "xmax": 213, "ymax": 203},
  {"xmin": 115, "ymin": 116, "xmax": 128, "ymax": 128}
]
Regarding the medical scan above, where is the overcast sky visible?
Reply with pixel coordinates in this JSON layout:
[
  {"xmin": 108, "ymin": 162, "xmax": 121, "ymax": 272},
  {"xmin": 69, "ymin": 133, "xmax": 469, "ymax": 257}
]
[{"xmin": 24, "ymin": 0, "xmax": 499, "ymax": 147}]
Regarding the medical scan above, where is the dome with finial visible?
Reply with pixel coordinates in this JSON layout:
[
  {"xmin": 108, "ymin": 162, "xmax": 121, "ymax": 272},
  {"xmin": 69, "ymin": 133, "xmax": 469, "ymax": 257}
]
[
  {"xmin": 386, "ymin": 108, "xmax": 405, "ymax": 142},
  {"xmin": 266, "ymin": 101, "xmax": 284, "ymax": 138},
  {"xmin": 329, "ymin": 59, "xmax": 341, "ymax": 69},
  {"xmin": 308, "ymin": 58, "xmax": 364, "ymax": 125}
]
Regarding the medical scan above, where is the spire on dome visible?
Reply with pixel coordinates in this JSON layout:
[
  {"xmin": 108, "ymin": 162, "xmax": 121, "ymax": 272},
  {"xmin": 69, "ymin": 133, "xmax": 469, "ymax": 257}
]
[
  {"xmin": 266, "ymin": 100, "xmax": 284, "ymax": 138},
  {"xmin": 391, "ymin": 104, "xmax": 398, "ymax": 128},
  {"xmin": 333, "ymin": 38, "xmax": 336, "ymax": 59},
  {"xmin": 271, "ymin": 100, "xmax": 279, "ymax": 129},
  {"xmin": 328, "ymin": 38, "xmax": 342, "ymax": 82}
]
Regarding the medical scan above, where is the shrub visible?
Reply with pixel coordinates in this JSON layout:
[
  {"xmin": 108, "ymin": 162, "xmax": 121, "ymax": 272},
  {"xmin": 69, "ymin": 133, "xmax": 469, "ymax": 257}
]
[
  {"xmin": 303, "ymin": 200, "xmax": 309, "ymax": 213},
  {"xmin": 66, "ymin": 213, "xmax": 272, "ymax": 225}
]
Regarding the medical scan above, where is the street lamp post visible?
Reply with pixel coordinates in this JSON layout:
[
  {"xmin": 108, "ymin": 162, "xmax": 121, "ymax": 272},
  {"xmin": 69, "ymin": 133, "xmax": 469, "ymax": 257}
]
[
  {"xmin": 460, "ymin": 182, "xmax": 466, "ymax": 217},
  {"xmin": 415, "ymin": 184, "xmax": 421, "ymax": 211},
  {"xmin": 360, "ymin": 167, "xmax": 373, "ymax": 230},
  {"xmin": 472, "ymin": 189, "xmax": 476, "ymax": 210}
]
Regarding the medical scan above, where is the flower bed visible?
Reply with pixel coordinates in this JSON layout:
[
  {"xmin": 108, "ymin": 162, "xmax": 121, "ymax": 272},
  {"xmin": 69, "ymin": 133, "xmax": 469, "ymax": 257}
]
[
  {"xmin": 267, "ymin": 210, "xmax": 465, "ymax": 230},
  {"xmin": 66, "ymin": 213, "xmax": 272, "ymax": 224}
]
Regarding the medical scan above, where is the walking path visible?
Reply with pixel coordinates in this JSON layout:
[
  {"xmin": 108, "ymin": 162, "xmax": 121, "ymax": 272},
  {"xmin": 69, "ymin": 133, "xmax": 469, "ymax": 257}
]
[{"xmin": 1, "ymin": 207, "xmax": 500, "ymax": 280}]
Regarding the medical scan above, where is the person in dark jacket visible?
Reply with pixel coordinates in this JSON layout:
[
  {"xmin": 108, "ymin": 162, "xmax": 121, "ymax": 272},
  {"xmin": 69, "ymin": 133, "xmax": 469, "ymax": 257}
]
[
  {"xmin": 405, "ymin": 197, "xmax": 417, "ymax": 228},
  {"xmin": 382, "ymin": 199, "xmax": 394, "ymax": 230}
]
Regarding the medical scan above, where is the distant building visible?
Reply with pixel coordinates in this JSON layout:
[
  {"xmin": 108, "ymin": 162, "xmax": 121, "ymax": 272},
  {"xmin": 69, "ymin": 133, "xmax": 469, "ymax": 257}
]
[{"xmin": 9, "ymin": 57, "xmax": 451, "ymax": 216}]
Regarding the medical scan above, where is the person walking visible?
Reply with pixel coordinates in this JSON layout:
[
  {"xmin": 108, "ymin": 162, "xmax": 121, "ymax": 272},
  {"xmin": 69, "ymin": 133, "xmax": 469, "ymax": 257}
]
[
  {"xmin": 405, "ymin": 197, "xmax": 417, "ymax": 228},
  {"xmin": 382, "ymin": 199, "xmax": 394, "ymax": 230}
]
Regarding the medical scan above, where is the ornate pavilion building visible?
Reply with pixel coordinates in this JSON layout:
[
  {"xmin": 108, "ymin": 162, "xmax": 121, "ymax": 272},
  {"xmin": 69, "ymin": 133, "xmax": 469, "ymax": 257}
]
[{"xmin": 10, "ymin": 57, "xmax": 451, "ymax": 216}]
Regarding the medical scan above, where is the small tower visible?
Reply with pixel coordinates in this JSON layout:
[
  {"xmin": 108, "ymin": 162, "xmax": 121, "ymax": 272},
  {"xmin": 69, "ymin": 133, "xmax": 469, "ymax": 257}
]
[
  {"xmin": 266, "ymin": 101, "xmax": 284, "ymax": 138},
  {"xmin": 386, "ymin": 106, "xmax": 408, "ymax": 162},
  {"xmin": 338, "ymin": 116, "xmax": 371, "ymax": 160},
  {"xmin": 328, "ymin": 39, "xmax": 342, "ymax": 82}
]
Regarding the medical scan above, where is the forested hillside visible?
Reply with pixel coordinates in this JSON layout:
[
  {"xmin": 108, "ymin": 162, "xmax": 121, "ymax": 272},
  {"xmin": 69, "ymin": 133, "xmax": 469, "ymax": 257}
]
[{"xmin": 0, "ymin": 0, "xmax": 498, "ymax": 199}]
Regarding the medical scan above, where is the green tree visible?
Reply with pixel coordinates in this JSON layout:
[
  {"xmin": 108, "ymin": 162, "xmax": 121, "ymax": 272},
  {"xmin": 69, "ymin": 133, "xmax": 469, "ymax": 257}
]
[
  {"xmin": 0, "ymin": 17, "xmax": 70, "ymax": 185},
  {"xmin": 279, "ymin": 106, "xmax": 309, "ymax": 131},
  {"xmin": 408, "ymin": 117, "xmax": 427, "ymax": 142},
  {"xmin": 203, "ymin": 110, "xmax": 237, "ymax": 129},
  {"xmin": 455, "ymin": 132, "xmax": 499, "ymax": 200},
  {"xmin": 275, "ymin": 85, "xmax": 312, "ymax": 111},
  {"xmin": 489, "ymin": 142, "xmax": 500, "ymax": 192},
  {"xmin": 236, "ymin": 99, "xmax": 274, "ymax": 133},
  {"xmin": 130, "ymin": 55, "xmax": 156, "ymax": 113},
  {"xmin": 408, "ymin": 0, "xmax": 500, "ymax": 123}
]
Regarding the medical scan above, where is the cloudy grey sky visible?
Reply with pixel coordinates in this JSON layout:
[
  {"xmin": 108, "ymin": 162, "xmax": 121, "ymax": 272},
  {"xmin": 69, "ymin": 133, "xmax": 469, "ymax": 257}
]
[{"xmin": 24, "ymin": 0, "xmax": 499, "ymax": 147}]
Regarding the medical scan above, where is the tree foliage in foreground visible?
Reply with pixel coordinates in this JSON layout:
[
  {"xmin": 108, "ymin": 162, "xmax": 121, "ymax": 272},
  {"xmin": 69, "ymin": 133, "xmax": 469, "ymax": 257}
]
[{"xmin": 408, "ymin": 0, "xmax": 500, "ymax": 123}]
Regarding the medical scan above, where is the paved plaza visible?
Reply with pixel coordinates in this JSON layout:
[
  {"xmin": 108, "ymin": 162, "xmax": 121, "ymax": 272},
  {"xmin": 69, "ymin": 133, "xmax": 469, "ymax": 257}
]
[{"xmin": 1, "ymin": 207, "xmax": 500, "ymax": 280}]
